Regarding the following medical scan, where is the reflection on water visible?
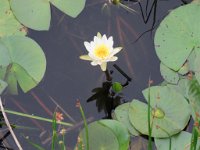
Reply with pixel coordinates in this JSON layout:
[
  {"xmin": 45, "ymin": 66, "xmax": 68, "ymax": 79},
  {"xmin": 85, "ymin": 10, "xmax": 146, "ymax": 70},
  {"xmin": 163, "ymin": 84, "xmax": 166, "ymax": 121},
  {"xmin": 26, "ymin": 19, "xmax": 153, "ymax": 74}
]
[{"xmin": 2, "ymin": 0, "xmax": 192, "ymax": 149}]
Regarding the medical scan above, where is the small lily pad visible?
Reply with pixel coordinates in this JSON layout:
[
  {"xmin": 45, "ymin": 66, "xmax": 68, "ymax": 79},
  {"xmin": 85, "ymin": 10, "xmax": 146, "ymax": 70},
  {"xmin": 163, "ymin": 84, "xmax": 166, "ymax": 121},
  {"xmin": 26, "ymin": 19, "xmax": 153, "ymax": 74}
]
[
  {"xmin": 160, "ymin": 63, "xmax": 179, "ymax": 84},
  {"xmin": 155, "ymin": 131, "xmax": 200, "ymax": 150},
  {"xmin": 78, "ymin": 120, "xmax": 130, "ymax": 150},
  {"xmin": 129, "ymin": 86, "xmax": 191, "ymax": 138},
  {"xmin": 0, "ymin": 36, "xmax": 46, "ymax": 94},
  {"xmin": 0, "ymin": 0, "xmax": 27, "ymax": 37},
  {"xmin": 114, "ymin": 103, "xmax": 140, "ymax": 136},
  {"xmin": 155, "ymin": 3, "xmax": 200, "ymax": 71}
]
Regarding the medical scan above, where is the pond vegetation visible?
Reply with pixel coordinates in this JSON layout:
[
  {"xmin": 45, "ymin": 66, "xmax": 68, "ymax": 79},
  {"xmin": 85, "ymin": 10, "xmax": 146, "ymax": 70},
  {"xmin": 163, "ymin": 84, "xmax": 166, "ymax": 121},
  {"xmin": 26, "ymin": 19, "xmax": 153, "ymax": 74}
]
[{"xmin": 0, "ymin": 0, "xmax": 200, "ymax": 150}]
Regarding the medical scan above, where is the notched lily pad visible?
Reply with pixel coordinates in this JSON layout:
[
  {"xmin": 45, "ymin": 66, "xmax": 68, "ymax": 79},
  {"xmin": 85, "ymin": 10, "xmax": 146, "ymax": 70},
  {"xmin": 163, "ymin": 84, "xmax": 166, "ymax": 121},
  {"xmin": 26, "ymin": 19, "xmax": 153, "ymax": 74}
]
[
  {"xmin": 155, "ymin": 3, "xmax": 200, "ymax": 71},
  {"xmin": 129, "ymin": 86, "xmax": 191, "ymax": 138},
  {"xmin": 0, "ymin": 80, "xmax": 7, "ymax": 95},
  {"xmin": 0, "ymin": 0, "xmax": 27, "ymax": 37},
  {"xmin": 0, "ymin": 36, "xmax": 46, "ymax": 94},
  {"xmin": 10, "ymin": 0, "xmax": 86, "ymax": 30}
]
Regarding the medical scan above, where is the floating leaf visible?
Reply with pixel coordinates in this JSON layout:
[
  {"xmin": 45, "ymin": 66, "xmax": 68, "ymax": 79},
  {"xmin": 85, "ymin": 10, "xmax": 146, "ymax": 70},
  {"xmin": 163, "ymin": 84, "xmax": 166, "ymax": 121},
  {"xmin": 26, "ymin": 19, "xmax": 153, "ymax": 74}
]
[
  {"xmin": 50, "ymin": 0, "xmax": 86, "ymax": 18},
  {"xmin": 155, "ymin": 131, "xmax": 200, "ymax": 150},
  {"xmin": 114, "ymin": 103, "xmax": 140, "ymax": 136},
  {"xmin": 78, "ymin": 120, "xmax": 130, "ymax": 150},
  {"xmin": 129, "ymin": 86, "xmax": 190, "ymax": 138},
  {"xmin": 154, "ymin": 3, "xmax": 200, "ymax": 71},
  {"xmin": 178, "ymin": 61, "xmax": 189, "ymax": 75},
  {"xmin": 160, "ymin": 63, "xmax": 179, "ymax": 84},
  {"xmin": 0, "ymin": 0, "xmax": 27, "ymax": 37},
  {"xmin": 0, "ymin": 36, "xmax": 46, "ymax": 94},
  {"xmin": 10, "ymin": 0, "xmax": 85, "ymax": 31}
]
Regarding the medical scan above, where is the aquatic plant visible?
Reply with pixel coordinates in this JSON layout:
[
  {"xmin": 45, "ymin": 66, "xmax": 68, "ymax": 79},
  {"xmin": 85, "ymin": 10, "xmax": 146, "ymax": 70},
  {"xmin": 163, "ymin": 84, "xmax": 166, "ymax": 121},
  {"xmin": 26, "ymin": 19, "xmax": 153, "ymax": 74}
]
[
  {"xmin": 10, "ymin": 0, "xmax": 86, "ymax": 30},
  {"xmin": 80, "ymin": 32, "xmax": 122, "ymax": 71}
]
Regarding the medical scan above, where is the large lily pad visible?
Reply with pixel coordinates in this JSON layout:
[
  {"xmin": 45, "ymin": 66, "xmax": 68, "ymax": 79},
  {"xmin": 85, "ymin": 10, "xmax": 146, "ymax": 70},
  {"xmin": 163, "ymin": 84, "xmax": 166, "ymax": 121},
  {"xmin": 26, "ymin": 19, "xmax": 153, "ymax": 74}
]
[
  {"xmin": 155, "ymin": 131, "xmax": 200, "ymax": 150},
  {"xmin": 10, "ymin": 0, "xmax": 86, "ymax": 31},
  {"xmin": 160, "ymin": 63, "xmax": 179, "ymax": 84},
  {"xmin": 154, "ymin": 3, "xmax": 200, "ymax": 71},
  {"xmin": 78, "ymin": 120, "xmax": 130, "ymax": 150},
  {"xmin": 0, "ymin": 36, "xmax": 46, "ymax": 94},
  {"xmin": 0, "ymin": 0, "xmax": 27, "ymax": 37},
  {"xmin": 114, "ymin": 103, "xmax": 140, "ymax": 136},
  {"xmin": 129, "ymin": 86, "xmax": 191, "ymax": 138}
]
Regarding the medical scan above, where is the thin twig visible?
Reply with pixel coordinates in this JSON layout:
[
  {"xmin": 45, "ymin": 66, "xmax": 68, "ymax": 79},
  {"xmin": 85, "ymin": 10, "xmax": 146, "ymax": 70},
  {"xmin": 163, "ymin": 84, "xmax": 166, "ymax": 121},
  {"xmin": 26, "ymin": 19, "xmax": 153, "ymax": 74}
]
[{"xmin": 0, "ymin": 97, "xmax": 23, "ymax": 150}]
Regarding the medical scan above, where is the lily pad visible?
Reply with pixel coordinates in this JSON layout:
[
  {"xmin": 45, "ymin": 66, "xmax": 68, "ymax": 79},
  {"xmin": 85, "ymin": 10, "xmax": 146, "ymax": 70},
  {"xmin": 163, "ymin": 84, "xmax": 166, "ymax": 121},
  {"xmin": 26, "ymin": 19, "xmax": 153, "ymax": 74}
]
[
  {"xmin": 0, "ymin": 0, "xmax": 27, "ymax": 37},
  {"xmin": 10, "ymin": 0, "xmax": 85, "ymax": 31},
  {"xmin": 114, "ymin": 103, "xmax": 140, "ymax": 136},
  {"xmin": 154, "ymin": 3, "xmax": 200, "ymax": 71},
  {"xmin": 160, "ymin": 63, "xmax": 179, "ymax": 84},
  {"xmin": 78, "ymin": 120, "xmax": 130, "ymax": 150},
  {"xmin": 0, "ymin": 36, "xmax": 46, "ymax": 94},
  {"xmin": 129, "ymin": 86, "xmax": 191, "ymax": 138},
  {"xmin": 155, "ymin": 131, "xmax": 200, "ymax": 150}
]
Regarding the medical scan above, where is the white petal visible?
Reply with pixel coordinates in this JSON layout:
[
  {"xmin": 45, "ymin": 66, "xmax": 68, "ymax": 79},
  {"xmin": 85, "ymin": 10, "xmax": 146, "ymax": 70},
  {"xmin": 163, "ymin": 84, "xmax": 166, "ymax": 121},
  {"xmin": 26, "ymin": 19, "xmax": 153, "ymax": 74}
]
[
  {"xmin": 94, "ymin": 36, "xmax": 99, "ymax": 43},
  {"xmin": 97, "ymin": 32, "xmax": 102, "ymax": 38},
  {"xmin": 111, "ymin": 47, "xmax": 123, "ymax": 55},
  {"xmin": 102, "ymin": 34, "xmax": 107, "ymax": 42},
  {"xmin": 107, "ymin": 36, "xmax": 114, "ymax": 47},
  {"xmin": 80, "ymin": 55, "xmax": 92, "ymax": 61},
  {"xmin": 91, "ymin": 61, "xmax": 98, "ymax": 66},
  {"xmin": 100, "ymin": 62, "xmax": 107, "ymax": 71},
  {"xmin": 109, "ymin": 56, "xmax": 118, "ymax": 61},
  {"xmin": 84, "ymin": 42, "xmax": 91, "ymax": 51}
]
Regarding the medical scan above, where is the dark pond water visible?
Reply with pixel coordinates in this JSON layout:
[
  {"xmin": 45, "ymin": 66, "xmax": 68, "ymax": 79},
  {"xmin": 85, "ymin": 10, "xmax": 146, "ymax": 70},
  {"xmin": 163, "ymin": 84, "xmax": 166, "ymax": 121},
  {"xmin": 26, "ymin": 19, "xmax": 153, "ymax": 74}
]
[{"xmin": 2, "ymin": 0, "xmax": 192, "ymax": 149}]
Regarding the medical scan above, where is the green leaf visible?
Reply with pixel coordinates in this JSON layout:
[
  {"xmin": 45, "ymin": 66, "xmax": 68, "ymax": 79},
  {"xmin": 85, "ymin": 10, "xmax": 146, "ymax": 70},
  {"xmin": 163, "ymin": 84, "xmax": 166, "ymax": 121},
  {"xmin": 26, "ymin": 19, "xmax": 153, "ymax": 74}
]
[
  {"xmin": 160, "ymin": 63, "xmax": 179, "ymax": 84},
  {"xmin": 79, "ymin": 121, "xmax": 119, "ymax": 150},
  {"xmin": 10, "ymin": 0, "xmax": 51, "ymax": 31},
  {"xmin": 10, "ymin": 0, "xmax": 86, "ymax": 31},
  {"xmin": 0, "ymin": 0, "xmax": 27, "ymax": 37},
  {"xmin": 129, "ymin": 86, "xmax": 191, "ymax": 138},
  {"xmin": 0, "ymin": 36, "xmax": 46, "ymax": 94},
  {"xmin": 155, "ymin": 131, "xmax": 200, "ymax": 150},
  {"xmin": 99, "ymin": 120, "xmax": 130, "ymax": 150},
  {"xmin": 50, "ymin": 0, "xmax": 86, "ymax": 18},
  {"xmin": 78, "ymin": 120, "xmax": 130, "ymax": 150},
  {"xmin": 114, "ymin": 103, "xmax": 140, "ymax": 136},
  {"xmin": 154, "ymin": 3, "xmax": 200, "ymax": 71}
]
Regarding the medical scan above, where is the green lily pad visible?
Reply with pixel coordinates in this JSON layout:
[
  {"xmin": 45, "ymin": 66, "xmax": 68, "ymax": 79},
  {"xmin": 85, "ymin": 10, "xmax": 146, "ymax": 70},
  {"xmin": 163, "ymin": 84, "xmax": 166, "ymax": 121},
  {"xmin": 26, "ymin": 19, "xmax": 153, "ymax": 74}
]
[
  {"xmin": 160, "ymin": 63, "xmax": 179, "ymax": 84},
  {"xmin": 10, "ymin": 0, "xmax": 85, "ymax": 31},
  {"xmin": 0, "ymin": 36, "xmax": 46, "ymax": 94},
  {"xmin": 78, "ymin": 120, "xmax": 130, "ymax": 150},
  {"xmin": 194, "ymin": 50, "xmax": 200, "ymax": 85},
  {"xmin": 114, "ymin": 103, "xmax": 140, "ymax": 136},
  {"xmin": 129, "ymin": 86, "xmax": 190, "ymax": 138},
  {"xmin": 0, "ymin": 0, "xmax": 27, "ymax": 37},
  {"xmin": 155, "ymin": 131, "xmax": 200, "ymax": 150},
  {"xmin": 0, "ymin": 80, "xmax": 7, "ymax": 95},
  {"xmin": 154, "ymin": 3, "xmax": 200, "ymax": 71},
  {"xmin": 50, "ymin": 0, "xmax": 85, "ymax": 18}
]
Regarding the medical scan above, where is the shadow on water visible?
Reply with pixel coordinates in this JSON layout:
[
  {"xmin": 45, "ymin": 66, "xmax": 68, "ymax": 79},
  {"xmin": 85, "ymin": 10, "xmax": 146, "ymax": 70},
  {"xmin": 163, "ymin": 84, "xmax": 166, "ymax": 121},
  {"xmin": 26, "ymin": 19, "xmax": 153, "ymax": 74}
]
[{"xmin": 1, "ymin": 0, "xmax": 193, "ymax": 149}]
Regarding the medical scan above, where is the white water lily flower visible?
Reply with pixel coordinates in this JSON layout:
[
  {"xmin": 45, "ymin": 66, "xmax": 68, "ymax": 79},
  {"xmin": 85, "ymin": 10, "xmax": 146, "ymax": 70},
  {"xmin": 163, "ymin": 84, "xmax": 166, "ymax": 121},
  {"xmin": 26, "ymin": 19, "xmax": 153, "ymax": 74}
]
[{"xmin": 80, "ymin": 32, "xmax": 122, "ymax": 71}]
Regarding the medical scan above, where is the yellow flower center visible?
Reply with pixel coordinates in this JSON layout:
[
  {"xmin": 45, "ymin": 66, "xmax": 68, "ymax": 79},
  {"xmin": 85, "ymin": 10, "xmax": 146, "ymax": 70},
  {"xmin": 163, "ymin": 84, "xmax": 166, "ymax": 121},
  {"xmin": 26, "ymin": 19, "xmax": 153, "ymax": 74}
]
[{"xmin": 94, "ymin": 44, "xmax": 110, "ymax": 59}]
